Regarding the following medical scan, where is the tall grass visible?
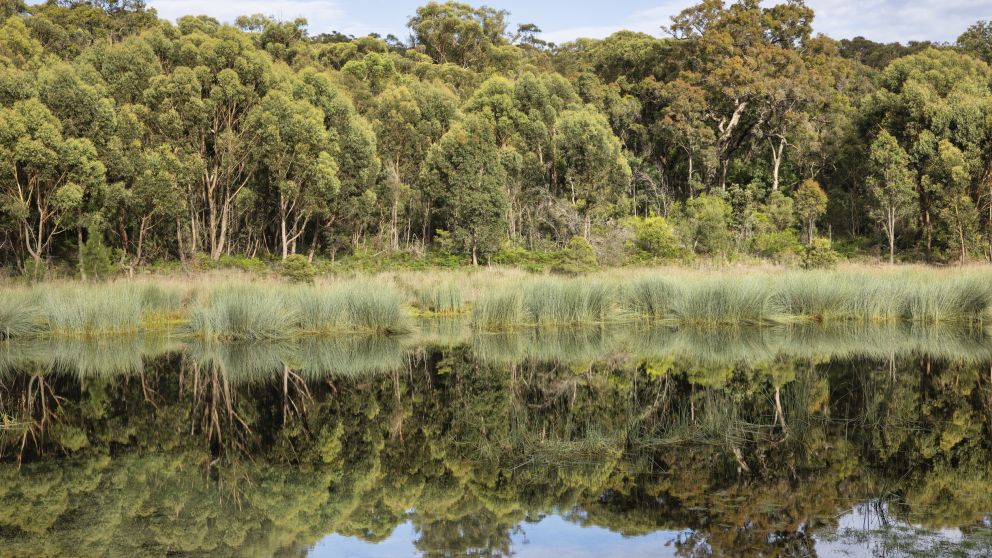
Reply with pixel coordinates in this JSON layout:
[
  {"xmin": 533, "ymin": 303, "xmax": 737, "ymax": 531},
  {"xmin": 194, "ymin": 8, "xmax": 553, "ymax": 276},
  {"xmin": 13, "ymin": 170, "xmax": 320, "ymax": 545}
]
[
  {"xmin": 43, "ymin": 285, "xmax": 145, "ymax": 336},
  {"xmin": 474, "ymin": 278, "xmax": 615, "ymax": 330},
  {"xmin": 187, "ymin": 284, "xmax": 297, "ymax": 341},
  {"xmin": 1, "ymin": 266, "xmax": 991, "ymax": 339},
  {"xmin": 413, "ymin": 282, "xmax": 464, "ymax": 314},
  {"xmin": 0, "ymin": 290, "xmax": 42, "ymax": 339},
  {"xmin": 187, "ymin": 281, "xmax": 408, "ymax": 340}
]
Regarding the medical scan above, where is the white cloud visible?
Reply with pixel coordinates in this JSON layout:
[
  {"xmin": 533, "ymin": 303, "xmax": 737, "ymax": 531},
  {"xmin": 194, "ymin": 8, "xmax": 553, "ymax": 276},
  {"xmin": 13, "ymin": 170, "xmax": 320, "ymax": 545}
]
[
  {"xmin": 148, "ymin": 0, "xmax": 373, "ymax": 36},
  {"xmin": 539, "ymin": 0, "xmax": 986, "ymax": 45},
  {"xmin": 810, "ymin": 0, "xmax": 984, "ymax": 42},
  {"xmin": 539, "ymin": 2, "xmax": 695, "ymax": 44}
]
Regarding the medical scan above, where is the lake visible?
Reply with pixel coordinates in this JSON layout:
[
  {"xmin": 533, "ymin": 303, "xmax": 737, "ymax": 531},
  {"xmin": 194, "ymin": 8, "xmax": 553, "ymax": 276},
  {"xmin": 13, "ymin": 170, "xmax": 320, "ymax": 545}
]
[{"xmin": 2, "ymin": 323, "xmax": 992, "ymax": 557}]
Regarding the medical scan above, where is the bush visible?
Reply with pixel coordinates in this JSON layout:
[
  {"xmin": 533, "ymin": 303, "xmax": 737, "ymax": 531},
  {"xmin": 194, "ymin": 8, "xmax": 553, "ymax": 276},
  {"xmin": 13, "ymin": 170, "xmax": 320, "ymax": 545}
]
[
  {"xmin": 79, "ymin": 226, "xmax": 120, "ymax": 280},
  {"xmin": 754, "ymin": 230, "xmax": 802, "ymax": 260},
  {"xmin": 492, "ymin": 243, "xmax": 558, "ymax": 272},
  {"xmin": 281, "ymin": 254, "xmax": 317, "ymax": 283},
  {"xmin": 628, "ymin": 216, "xmax": 684, "ymax": 260},
  {"xmin": 553, "ymin": 236, "xmax": 597, "ymax": 275},
  {"xmin": 679, "ymin": 194, "xmax": 732, "ymax": 256},
  {"xmin": 802, "ymin": 238, "xmax": 840, "ymax": 269},
  {"xmin": 22, "ymin": 258, "xmax": 47, "ymax": 282}
]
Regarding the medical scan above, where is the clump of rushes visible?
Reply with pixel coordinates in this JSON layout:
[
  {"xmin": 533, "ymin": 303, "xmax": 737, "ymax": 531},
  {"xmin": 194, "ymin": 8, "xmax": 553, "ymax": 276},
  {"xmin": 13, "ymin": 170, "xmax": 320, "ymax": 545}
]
[
  {"xmin": 472, "ymin": 288, "xmax": 524, "ymax": 330},
  {"xmin": 900, "ymin": 274, "xmax": 992, "ymax": 323},
  {"xmin": 42, "ymin": 285, "xmax": 146, "ymax": 337},
  {"xmin": 0, "ymin": 290, "xmax": 43, "ymax": 339},
  {"xmin": 621, "ymin": 277, "xmax": 678, "ymax": 320},
  {"xmin": 187, "ymin": 281, "xmax": 409, "ymax": 340},
  {"xmin": 187, "ymin": 284, "xmax": 297, "ymax": 341},
  {"xmin": 474, "ymin": 278, "xmax": 616, "ymax": 329},
  {"xmin": 341, "ymin": 282, "xmax": 408, "ymax": 334},
  {"xmin": 414, "ymin": 283, "xmax": 463, "ymax": 314},
  {"xmin": 290, "ymin": 287, "xmax": 350, "ymax": 334},
  {"xmin": 666, "ymin": 276, "xmax": 782, "ymax": 326},
  {"xmin": 522, "ymin": 278, "xmax": 615, "ymax": 325}
]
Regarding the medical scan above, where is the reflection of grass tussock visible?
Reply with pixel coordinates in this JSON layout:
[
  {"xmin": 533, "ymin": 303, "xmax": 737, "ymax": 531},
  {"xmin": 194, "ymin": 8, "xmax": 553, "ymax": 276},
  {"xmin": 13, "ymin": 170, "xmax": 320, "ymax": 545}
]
[
  {"xmin": 0, "ymin": 336, "xmax": 180, "ymax": 377},
  {"xmin": 185, "ymin": 336, "xmax": 405, "ymax": 382}
]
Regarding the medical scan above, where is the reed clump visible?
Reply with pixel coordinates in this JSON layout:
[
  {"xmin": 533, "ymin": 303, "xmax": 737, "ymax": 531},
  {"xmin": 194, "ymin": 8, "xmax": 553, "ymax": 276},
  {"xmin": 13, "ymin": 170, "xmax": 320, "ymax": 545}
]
[
  {"xmin": 187, "ymin": 281, "xmax": 408, "ymax": 340},
  {"xmin": 187, "ymin": 284, "xmax": 297, "ymax": 341},
  {"xmin": 0, "ymin": 290, "xmax": 43, "ymax": 339},
  {"xmin": 473, "ymin": 278, "xmax": 616, "ymax": 330},
  {"xmin": 412, "ymin": 283, "xmax": 464, "ymax": 315},
  {"xmin": 43, "ymin": 285, "xmax": 146, "ymax": 337}
]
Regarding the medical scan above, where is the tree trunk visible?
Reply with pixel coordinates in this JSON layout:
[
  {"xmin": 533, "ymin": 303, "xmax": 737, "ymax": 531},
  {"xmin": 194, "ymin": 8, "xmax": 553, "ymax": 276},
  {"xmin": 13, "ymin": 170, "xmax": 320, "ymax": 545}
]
[
  {"xmin": 888, "ymin": 207, "xmax": 896, "ymax": 265},
  {"xmin": 770, "ymin": 137, "xmax": 786, "ymax": 193},
  {"xmin": 77, "ymin": 227, "xmax": 87, "ymax": 281}
]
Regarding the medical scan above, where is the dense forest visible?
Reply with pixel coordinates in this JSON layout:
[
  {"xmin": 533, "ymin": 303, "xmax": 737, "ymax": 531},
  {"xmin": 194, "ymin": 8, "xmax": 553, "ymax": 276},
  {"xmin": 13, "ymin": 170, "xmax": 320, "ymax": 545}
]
[{"xmin": 2, "ymin": 0, "xmax": 992, "ymax": 275}]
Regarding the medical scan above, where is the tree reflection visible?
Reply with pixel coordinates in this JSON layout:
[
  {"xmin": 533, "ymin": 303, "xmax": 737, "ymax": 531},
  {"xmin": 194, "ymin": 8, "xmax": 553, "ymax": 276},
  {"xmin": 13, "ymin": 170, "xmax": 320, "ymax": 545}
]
[{"xmin": 0, "ymin": 333, "xmax": 991, "ymax": 556}]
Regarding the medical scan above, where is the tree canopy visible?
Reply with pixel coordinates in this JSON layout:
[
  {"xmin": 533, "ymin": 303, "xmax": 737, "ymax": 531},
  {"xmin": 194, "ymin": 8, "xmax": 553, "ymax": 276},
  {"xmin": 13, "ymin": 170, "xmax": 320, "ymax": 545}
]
[{"xmin": 2, "ymin": 0, "xmax": 992, "ymax": 273}]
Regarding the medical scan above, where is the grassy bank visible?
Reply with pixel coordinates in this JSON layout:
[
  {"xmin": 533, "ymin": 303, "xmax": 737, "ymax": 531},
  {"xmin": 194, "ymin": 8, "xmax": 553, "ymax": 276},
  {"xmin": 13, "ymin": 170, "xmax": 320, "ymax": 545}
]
[{"xmin": 1, "ymin": 265, "xmax": 992, "ymax": 339}]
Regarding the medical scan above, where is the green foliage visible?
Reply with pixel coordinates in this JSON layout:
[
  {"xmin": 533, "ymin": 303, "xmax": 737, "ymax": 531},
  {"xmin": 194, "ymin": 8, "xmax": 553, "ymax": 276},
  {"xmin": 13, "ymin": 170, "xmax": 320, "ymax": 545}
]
[
  {"xmin": 0, "ymin": 0, "xmax": 990, "ymax": 272},
  {"xmin": 754, "ymin": 229, "xmax": 802, "ymax": 260},
  {"xmin": 801, "ymin": 238, "xmax": 840, "ymax": 269},
  {"xmin": 679, "ymin": 195, "xmax": 732, "ymax": 256},
  {"xmin": 795, "ymin": 179, "xmax": 828, "ymax": 244},
  {"xmin": 491, "ymin": 244, "xmax": 559, "ymax": 272},
  {"xmin": 281, "ymin": 255, "xmax": 317, "ymax": 283},
  {"xmin": 627, "ymin": 216, "xmax": 684, "ymax": 261},
  {"xmin": 553, "ymin": 236, "xmax": 598, "ymax": 274},
  {"xmin": 79, "ymin": 225, "xmax": 119, "ymax": 280}
]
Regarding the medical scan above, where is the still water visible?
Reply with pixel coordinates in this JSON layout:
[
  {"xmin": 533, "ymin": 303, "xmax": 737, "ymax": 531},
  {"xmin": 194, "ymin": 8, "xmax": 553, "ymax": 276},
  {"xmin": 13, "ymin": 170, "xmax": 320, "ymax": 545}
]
[{"xmin": 2, "ymin": 324, "xmax": 992, "ymax": 557}]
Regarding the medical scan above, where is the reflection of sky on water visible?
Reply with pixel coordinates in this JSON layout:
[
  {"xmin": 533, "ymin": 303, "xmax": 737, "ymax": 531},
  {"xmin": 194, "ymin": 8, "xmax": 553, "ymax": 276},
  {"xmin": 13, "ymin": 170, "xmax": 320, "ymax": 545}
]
[
  {"xmin": 813, "ymin": 503, "xmax": 970, "ymax": 558},
  {"xmin": 310, "ymin": 515, "xmax": 689, "ymax": 557},
  {"xmin": 312, "ymin": 505, "xmax": 987, "ymax": 558}
]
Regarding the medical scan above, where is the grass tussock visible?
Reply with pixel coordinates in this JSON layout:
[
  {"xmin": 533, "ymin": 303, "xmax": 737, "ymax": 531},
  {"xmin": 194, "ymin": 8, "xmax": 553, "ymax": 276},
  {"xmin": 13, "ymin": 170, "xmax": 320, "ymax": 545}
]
[
  {"xmin": 473, "ymin": 278, "xmax": 616, "ymax": 330},
  {"xmin": 472, "ymin": 267, "xmax": 992, "ymax": 329},
  {"xmin": 412, "ymin": 282, "xmax": 464, "ymax": 315},
  {"xmin": 1, "ymin": 266, "xmax": 991, "ymax": 339},
  {"xmin": 187, "ymin": 281, "xmax": 408, "ymax": 341},
  {"xmin": 0, "ymin": 290, "xmax": 43, "ymax": 339}
]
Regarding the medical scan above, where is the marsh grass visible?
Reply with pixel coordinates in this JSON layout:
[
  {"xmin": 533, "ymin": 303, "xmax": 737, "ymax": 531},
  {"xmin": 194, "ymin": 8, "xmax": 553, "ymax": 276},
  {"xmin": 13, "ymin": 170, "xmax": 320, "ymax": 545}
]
[
  {"xmin": 2, "ymin": 266, "xmax": 992, "ymax": 340},
  {"xmin": 413, "ymin": 282, "xmax": 464, "ymax": 314},
  {"xmin": 0, "ymin": 290, "xmax": 43, "ymax": 339},
  {"xmin": 474, "ymin": 278, "xmax": 616, "ymax": 330},
  {"xmin": 43, "ymin": 285, "xmax": 146, "ymax": 336},
  {"xmin": 187, "ymin": 281, "xmax": 408, "ymax": 340}
]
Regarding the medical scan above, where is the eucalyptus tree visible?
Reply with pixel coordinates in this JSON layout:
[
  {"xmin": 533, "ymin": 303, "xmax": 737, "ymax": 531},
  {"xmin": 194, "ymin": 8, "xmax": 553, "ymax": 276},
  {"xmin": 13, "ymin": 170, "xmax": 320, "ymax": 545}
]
[
  {"xmin": 867, "ymin": 131, "xmax": 915, "ymax": 264},
  {"xmin": 420, "ymin": 115, "xmax": 508, "ymax": 264},
  {"xmin": 862, "ymin": 48, "xmax": 992, "ymax": 260},
  {"xmin": 0, "ymin": 99, "xmax": 105, "ymax": 268},
  {"xmin": 247, "ymin": 85, "xmax": 338, "ymax": 260},
  {"xmin": 141, "ymin": 20, "xmax": 275, "ymax": 259},
  {"xmin": 371, "ymin": 80, "xmax": 458, "ymax": 249},
  {"xmin": 553, "ymin": 107, "xmax": 631, "ymax": 238}
]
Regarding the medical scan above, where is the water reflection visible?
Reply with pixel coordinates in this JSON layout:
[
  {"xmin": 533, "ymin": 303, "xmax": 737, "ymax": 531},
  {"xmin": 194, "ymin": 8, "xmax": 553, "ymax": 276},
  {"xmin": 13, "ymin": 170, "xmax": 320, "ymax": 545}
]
[{"xmin": 1, "ymin": 324, "xmax": 991, "ymax": 556}]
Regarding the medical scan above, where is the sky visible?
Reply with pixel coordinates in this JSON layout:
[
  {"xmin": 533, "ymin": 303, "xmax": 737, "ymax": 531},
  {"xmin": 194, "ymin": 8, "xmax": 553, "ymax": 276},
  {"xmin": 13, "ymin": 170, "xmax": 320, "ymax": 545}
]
[{"xmin": 145, "ymin": 0, "xmax": 987, "ymax": 45}]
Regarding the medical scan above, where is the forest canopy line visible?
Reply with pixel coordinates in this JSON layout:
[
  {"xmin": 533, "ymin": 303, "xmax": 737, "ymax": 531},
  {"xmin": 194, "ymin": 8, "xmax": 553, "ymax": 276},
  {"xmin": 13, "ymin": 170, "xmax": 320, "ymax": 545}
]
[{"xmin": 2, "ymin": 0, "xmax": 992, "ymax": 276}]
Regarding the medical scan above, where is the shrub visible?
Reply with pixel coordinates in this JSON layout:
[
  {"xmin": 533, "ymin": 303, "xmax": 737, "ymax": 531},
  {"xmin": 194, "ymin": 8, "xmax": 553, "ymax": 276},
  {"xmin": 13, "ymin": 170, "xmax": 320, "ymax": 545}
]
[
  {"xmin": 22, "ymin": 258, "xmax": 47, "ymax": 283},
  {"xmin": 79, "ymin": 226, "xmax": 120, "ymax": 280},
  {"xmin": 802, "ymin": 238, "xmax": 840, "ymax": 269},
  {"xmin": 281, "ymin": 254, "xmax": 317, "ymax": 283},
  {"xmin": 553, "ymin": 236, "xmax": 597, "ymax": 275},
  {"xmin": 629, "ymin": 217, "xmax": 684, "ymax": 260},
  {"xmin": 754, "ymin": 230, "xmax": 802, "ymax": 260},
  {"xmin": 679, "ymin": 194, "xmax": 732, "ymax": 255}
]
